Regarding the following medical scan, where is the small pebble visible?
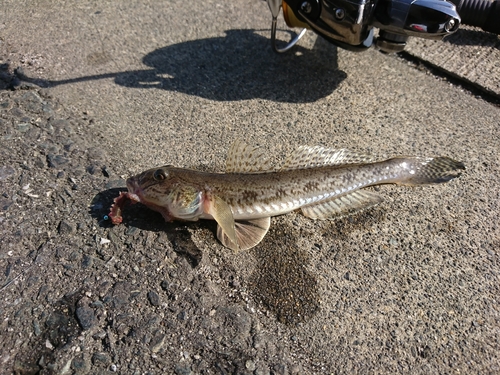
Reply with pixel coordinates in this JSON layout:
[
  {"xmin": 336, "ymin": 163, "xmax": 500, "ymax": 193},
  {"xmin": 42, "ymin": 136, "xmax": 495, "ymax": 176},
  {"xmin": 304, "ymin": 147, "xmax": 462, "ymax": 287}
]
[
  {"xmin": 246, "ymin": 360, "xmax": 256, "ymax": 371},
  {"xmin": 16, "ymin": 122, "xmax": 31, "ymax": 132},
  {"xmin": 45, "ymin": 339, "xmax": 54, "ymax": 350},
  {"xmin": 100, "ymin": 238, "xmax": 111, "ymax": 245},
  {"xmin": 0, "ymin": 166, "xmax": 15, "ymax": 181},
  {"xmin": 147, "ymin": 291, "xmax": 161, "ymax": 307},
  {"xmin": 58, "ymin": 220, "xmax": 75, "ymax": 235},
  {"xmin": 76, "ymin": 306, "xmax": 95, "ymax": 330},
  {"xmin": 33, "ymin": 321, "xmax": 41, "ymax": 336},
  {"xmin": 160, "ymin": 280, "xmax": 170, "ymax": 290},
  {"xmin": 174, "ymin": 364, "xmax": 192, "ymax": 375},
  {"xmin": 92, "ymin": 352, "xmax": 110, "ymax": 365}
]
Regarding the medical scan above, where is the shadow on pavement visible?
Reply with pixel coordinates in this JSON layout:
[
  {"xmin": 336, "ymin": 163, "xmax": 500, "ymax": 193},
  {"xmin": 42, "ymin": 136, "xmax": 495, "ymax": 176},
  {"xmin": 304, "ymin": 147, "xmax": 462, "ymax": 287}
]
[
  {"xmin": 89, "ymin": 188, "xmax": 203, "ymax": 267},
  {"xmin": 444, "ymin": 28, "xmax": 500, "ymax": 48},
  {"xmin": 11, "ymin": 29, "xmax": 346, "ymax": 103}
]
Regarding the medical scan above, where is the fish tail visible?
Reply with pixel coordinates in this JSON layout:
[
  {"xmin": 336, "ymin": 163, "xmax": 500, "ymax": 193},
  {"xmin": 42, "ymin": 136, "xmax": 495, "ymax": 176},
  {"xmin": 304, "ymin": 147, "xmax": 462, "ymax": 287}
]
[{"xmin": 400, "ymin": 157, "xmax": 465, "ymax": 186}]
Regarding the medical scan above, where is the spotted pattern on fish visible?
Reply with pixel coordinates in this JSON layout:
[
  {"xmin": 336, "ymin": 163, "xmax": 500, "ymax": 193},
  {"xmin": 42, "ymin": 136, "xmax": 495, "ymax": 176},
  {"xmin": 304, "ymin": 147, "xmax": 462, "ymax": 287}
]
[{"xmin": 109, "ymin": 142, "xmax": 465, "ymax": 251}]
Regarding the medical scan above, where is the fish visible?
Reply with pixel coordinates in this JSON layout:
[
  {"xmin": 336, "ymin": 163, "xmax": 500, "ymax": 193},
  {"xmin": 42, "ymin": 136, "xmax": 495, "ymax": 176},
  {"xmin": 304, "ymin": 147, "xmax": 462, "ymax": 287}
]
[{"xmin": 109, "ymin": 140, "xmax": 465, "ymax": 251}]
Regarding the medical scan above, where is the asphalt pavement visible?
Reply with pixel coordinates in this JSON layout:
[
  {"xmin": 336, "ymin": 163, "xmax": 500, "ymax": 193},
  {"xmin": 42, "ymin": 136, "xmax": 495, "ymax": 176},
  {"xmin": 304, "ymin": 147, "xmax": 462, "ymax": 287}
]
[{"xmin": 0, "ymin": 1, "xmax": 499, "ymax": 374}]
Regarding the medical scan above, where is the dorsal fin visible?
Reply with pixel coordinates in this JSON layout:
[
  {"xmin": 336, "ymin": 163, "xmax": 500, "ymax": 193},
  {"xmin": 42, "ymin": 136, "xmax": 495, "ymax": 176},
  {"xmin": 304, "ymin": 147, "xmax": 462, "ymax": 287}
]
[
  {"xmin": 226, "ymin": 140, "xmax": 273, "ymax": 173},
  {"xmin": 281, "ymin": 146, "xmax": 375, "ymax": 171}
]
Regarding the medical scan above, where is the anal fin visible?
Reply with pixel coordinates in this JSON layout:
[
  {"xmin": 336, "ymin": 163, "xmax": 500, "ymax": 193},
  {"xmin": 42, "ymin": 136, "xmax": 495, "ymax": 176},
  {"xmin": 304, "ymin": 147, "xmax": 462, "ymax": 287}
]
[
  {"xmin": 301, "ymin": 190, "xmax": 383, "ymax": 219},
  {"xmin": 217, "ymin": 217, "xmax": 271, "ymax": 251}
]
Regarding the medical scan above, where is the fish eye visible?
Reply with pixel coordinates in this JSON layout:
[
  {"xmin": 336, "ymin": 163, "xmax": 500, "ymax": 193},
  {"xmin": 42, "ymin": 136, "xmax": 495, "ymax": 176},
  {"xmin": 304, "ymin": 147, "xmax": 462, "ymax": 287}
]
[{"xmin": 153, "ymin": 169, "xmax": 168, "ymax": 181}]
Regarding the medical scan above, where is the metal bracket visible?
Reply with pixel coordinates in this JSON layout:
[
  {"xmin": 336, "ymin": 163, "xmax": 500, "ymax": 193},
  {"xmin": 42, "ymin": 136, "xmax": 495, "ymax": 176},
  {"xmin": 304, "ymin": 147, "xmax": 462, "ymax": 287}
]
[{"xmin": 267, "ymin": 0, "xmax": 307, "ymax": 53}]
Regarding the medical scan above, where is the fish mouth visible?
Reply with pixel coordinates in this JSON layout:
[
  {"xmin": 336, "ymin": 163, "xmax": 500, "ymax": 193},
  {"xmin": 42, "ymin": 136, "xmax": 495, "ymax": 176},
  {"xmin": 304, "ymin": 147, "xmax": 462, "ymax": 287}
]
[
  {"xmin": 108, "ymin": 177, "xmax": 143, "ymax": 224},
  {"xmin": 125, "ymin": 177, "xmax": 143, "ymax": 203}
]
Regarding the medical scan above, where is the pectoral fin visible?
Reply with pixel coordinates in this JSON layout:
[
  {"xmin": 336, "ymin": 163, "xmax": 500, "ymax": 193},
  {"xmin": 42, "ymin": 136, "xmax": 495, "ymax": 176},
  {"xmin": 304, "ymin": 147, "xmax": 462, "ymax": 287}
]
[
  {"xmin": 301, "ymin": 190, "xmax": 383, "ymax": 219},
  {"xmin": 207, "ymin": 195, "xmax": 239, "ymax": 250},
  {"xmin": 217, "ymin": 217, "xmax": 271, "ymax": 251}
]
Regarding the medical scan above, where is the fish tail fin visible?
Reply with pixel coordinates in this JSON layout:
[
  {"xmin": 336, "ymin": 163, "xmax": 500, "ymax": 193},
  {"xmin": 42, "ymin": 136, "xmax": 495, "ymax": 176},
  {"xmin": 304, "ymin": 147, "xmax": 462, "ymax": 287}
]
[{"xmin": 400, "ymin": 157, "xmax": 465, "ymax": 186}]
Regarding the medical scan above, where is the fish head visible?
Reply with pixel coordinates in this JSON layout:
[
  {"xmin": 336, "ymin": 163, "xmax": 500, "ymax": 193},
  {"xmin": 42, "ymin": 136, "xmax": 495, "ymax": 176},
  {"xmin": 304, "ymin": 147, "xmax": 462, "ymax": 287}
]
[{"xmin": 126, "ymin": 166, "xmax": 203, "ymax": 221}]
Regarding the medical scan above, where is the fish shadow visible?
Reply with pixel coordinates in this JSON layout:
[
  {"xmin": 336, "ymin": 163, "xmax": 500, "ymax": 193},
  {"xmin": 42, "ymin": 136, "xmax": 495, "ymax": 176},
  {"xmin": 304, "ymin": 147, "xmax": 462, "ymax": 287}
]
[
  {"xmin": 89, "ymin": 188, "xmax": 383, "ymax": 325},
  {"xmin": 249, "ymin": 222, "xmax": 321, "ymax": 325},
  {"xmin": 14, "ymin": 29, "xmax": 346, "ymax": 103},
  {"xmin": 89, "ymin": 188, "xmax": 203, "ymax": 267},
  {"xmin": 248, "ymin": 207, "xmax": 387, "ymax": 325}
]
